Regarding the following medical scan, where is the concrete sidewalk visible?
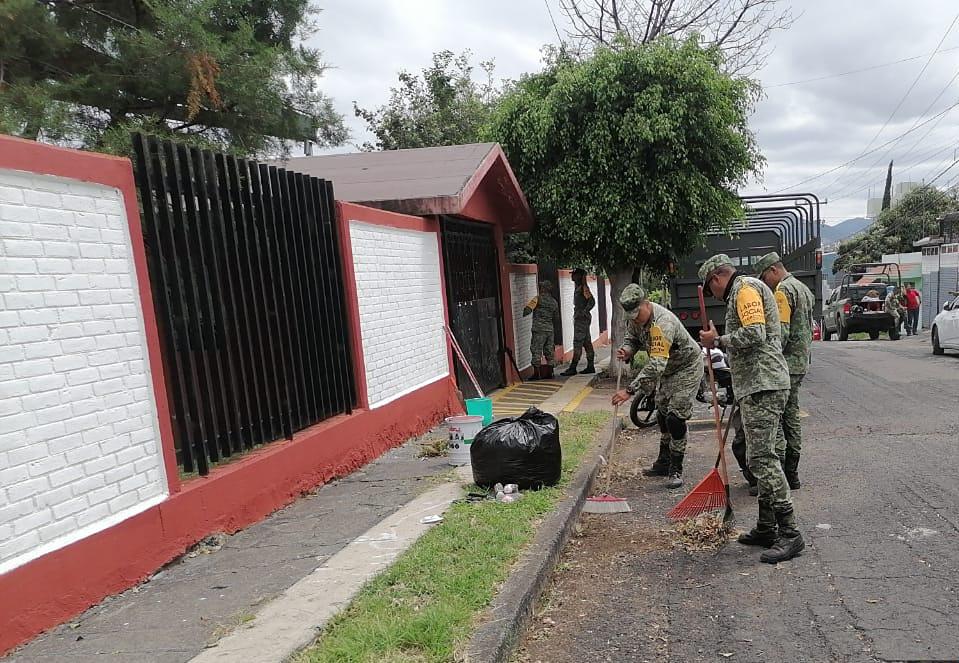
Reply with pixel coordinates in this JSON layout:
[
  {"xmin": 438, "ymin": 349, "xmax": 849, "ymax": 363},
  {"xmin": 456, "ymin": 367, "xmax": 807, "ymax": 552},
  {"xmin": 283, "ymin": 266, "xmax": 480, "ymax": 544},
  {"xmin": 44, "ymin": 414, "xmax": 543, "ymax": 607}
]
[{"xmin": 6, "ymin": 371, "xmax": 600, "ymax": 663}]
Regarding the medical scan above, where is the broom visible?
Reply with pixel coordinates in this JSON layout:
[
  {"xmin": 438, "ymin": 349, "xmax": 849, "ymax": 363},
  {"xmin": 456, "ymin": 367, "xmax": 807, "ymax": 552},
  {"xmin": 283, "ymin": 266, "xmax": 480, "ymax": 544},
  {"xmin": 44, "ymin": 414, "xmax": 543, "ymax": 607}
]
[
  {"xmin": 583, "ymin": 339, "xmax": 630, "ymax": 514},
  {"xmin": 667, "ymin": 286, "xmax": 734, "ymax": 523}
]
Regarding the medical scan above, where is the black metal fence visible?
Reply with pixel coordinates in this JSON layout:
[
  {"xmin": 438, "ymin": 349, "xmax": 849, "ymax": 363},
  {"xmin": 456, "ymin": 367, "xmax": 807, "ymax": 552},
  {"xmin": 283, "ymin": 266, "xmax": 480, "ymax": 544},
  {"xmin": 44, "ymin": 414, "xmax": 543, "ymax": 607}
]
[{"xmin": 132, "ymin": 134, "xmax": 355, "ymax": 475}]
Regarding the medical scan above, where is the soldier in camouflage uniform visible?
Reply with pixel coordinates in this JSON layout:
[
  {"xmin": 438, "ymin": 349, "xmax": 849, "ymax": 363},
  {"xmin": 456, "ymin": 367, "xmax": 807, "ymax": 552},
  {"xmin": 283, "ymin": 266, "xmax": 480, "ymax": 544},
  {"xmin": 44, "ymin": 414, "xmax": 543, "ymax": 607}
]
[
  {"xmin": 523, "ymin": 281, "xmax": 560, "ymax": 377},
  {"xmin": 755, "ymin": 252, "xmax": 816, "ymax": 490},
  {"xmin": 561, "ymin": 269, "xmax": 596, "ymax": 376},
  {"xmin": 699, "ymin": 254, "xmax": 804, "ymax": 564},
  {"xmin": 611, "ymin": 285, "xmax": 702, "ymax": 488},
  {"xmin": 885, "ymin": 285, "xmax": 906, "ymax": 335}
]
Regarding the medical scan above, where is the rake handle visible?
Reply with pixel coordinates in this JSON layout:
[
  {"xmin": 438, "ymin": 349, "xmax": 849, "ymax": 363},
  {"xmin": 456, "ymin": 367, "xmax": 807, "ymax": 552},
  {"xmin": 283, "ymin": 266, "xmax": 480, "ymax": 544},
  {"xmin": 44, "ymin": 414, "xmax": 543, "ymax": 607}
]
[
  {"xmin": 698, "ymin": 286, "xmax": 730, "ymax": 487},
  {"xmin": 445, "ymin": 326, "xmax": 484, "ymax": 398}
]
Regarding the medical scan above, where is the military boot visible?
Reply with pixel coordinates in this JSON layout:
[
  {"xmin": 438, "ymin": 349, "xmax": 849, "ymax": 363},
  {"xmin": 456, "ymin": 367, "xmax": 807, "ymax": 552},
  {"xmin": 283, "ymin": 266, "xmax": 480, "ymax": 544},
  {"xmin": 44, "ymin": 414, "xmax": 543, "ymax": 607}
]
[
  {"xmin": 760, "ymin": 508, "xmax": 805, "ymax": 564},
  {"xmin": 642, "ymin": 440, "xmax": 671, "ymax": 477},
  {"xmin": 784, "ymin": 450, "xmax": 801, "ymax": 490},
  {"xmin": 738, "ymin": 501, "xmax": 777, "ymax": 547},
  {"xmin": 560, "ymin": 366, "xmax": 578, "ymax": 376},
  {"xmin": 580, "ymin": 362, "xmax": 595, "ymax": 374},
  {"xmin": 666, "ymin": 452, "xmax": 684, "ymax": 489}
]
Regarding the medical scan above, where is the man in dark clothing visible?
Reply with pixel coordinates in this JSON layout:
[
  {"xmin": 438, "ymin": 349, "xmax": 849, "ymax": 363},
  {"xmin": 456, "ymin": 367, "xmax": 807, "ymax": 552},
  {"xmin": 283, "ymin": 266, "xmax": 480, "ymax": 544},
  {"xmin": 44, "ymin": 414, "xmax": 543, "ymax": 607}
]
[{"xmin": 562, "ymin": 268, "xmax": 596, "ymax": 375}]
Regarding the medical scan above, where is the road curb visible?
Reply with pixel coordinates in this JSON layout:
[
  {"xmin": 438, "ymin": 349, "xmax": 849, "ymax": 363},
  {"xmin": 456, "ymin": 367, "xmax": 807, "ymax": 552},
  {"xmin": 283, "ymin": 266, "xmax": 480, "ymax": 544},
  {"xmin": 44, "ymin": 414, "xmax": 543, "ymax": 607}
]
[{"xmin": 463, "ymin": 414, "xmax": 623, "ymax": 663}]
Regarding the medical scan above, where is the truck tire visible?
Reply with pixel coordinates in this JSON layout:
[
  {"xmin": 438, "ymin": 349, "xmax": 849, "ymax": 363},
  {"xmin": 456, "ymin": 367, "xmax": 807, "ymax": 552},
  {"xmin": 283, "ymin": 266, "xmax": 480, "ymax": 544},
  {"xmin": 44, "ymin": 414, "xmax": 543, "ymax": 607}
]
[
  {"xmin": 838, "ymin": 319, "xmax": 849, "ymax": 341},
  {"xmin": 869, "ymin": 330, "xmax": 880, "ymax": 340},
  {"xmin": 822, "ymin": 318, "xmax": 833, "ymax": 341},
  {"xmin": 889, "ymin": 326, "xmax": 900, "ymax": 341},
  {"xmin": 933, "ymin": 327, "xmax": 945, "ymax": 355}
]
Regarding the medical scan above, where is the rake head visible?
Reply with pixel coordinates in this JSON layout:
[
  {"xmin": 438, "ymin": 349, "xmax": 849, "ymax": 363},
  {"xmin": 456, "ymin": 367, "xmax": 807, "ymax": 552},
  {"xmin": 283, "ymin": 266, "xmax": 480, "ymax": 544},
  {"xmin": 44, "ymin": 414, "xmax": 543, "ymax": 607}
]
[{"xmin": 667, "ymin": 468, "xmax": 731, "ymax": 521}]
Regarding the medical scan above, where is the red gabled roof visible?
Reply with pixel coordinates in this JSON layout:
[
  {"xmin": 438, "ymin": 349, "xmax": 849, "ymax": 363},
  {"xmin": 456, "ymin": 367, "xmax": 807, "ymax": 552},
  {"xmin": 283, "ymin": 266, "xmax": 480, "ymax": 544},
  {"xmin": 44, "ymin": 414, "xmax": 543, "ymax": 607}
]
[{"xmin": 268, "ymin": 143, "xmax": 533, "ymax": 232}]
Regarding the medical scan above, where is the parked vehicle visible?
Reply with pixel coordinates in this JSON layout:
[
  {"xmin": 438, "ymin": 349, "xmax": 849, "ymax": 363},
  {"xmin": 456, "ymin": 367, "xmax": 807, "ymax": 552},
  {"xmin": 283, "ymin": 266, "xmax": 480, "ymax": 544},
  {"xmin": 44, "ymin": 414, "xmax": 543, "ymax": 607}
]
[
  {"xmin": 822, "ymin": 263, "xmax": 902, "ymax": 341},
  {"xmin": 629, "ymin": 348, "xmax": 733, "ymax": 429},
  {"xmin": 931, "ymin": 292, "xmax": 959, "ymax": 355},
  {"xmin": 669, "ymin": 193, "xmax": 823, "ymax": 334}
]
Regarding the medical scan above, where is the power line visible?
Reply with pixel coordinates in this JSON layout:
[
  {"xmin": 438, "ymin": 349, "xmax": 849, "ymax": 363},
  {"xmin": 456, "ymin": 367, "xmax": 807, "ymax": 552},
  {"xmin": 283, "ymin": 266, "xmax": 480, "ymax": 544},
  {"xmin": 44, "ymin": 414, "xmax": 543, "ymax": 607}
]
[
  {"xmin": 772, "ymin": 100, "xmax": 959, "ymax": 193},
  {"xmin": 764, "ymin": 45, "xmax": 959, "ymax": 88},
  {"xmin": 818, "ymin": 12, "xmax": 959, "ymax": 196},
  {"xmin": 543, "ymin": 0, "xmax": 564, "ymax": 44},
  {"xmin": 828, "ymin": 69, "xmax": 959, "ymax": 202}
]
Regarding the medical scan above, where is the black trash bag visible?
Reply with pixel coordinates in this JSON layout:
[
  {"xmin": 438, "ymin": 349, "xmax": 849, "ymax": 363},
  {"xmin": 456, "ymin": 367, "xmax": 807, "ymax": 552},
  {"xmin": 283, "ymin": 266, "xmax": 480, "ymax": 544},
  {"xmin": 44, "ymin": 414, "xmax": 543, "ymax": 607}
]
[{"xmin": 470, "ymin": 407, "xmax": 561, "ymax": 490}]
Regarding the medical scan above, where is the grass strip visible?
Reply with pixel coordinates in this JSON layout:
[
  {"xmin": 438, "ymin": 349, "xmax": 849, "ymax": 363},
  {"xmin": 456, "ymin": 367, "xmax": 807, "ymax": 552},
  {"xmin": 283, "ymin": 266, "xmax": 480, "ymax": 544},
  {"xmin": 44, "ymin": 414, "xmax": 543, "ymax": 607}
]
[{"xmin": 293, "ymin": 411, "xmax": 610, "ymax": 663}]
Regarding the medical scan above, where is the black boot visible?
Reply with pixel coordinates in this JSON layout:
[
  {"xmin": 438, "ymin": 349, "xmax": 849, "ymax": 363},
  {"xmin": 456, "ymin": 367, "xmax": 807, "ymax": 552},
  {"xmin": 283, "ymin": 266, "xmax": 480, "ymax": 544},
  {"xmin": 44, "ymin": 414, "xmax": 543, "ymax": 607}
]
[
  {"xmin": 666, "ymin": 452, "xmax": 684, "ymax": 489},
  {"xmin": 739, "ymin": 500, "xmax": 777, "ymax": 547},
  {"xmin": 560, "ymin": 366, "xmax": 578, "ymax": 376},
  {"xmin": 760, "ymin": 508, "xmax": 805, "ymax": 564},
  {"xmin": 642, "ymin": 441, "xmax": 670, "ymax": 477},
  {"xmin": 580, "ymin": 362, "xmax": 595, "ymax": 374},
  {"xmin": 784, "ymin": 450, "xmax": 801, "ymax": 490}
]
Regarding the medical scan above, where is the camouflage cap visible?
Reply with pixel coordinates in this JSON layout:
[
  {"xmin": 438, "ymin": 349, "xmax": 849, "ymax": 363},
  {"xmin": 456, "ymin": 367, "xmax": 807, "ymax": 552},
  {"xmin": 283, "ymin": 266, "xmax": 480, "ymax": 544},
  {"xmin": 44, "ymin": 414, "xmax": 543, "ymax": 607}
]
[
  {"xmin": 753, "ymin": 252, "xmax": 781, "ymax": 275},
  {"xmin": 619, "ymin": 284, "xmax": 647, "ymax": 313},
  {"xmin": 697, "ymin": 254, "xmax": 734, "ymax": 282}
]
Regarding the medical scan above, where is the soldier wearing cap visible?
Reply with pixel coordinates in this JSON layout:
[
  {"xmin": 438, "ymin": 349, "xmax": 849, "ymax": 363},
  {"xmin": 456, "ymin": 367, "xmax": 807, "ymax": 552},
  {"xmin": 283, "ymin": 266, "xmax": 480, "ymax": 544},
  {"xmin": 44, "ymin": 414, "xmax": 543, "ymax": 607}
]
[
  {"xmin": 522, "ymin": 280, "xmax": 561, "ymax": 379},
  {"xmin": 754, "ymin": 251, "xmax": 816, "ymax": 490},
  {"xmin": 562, "ymin": 269, "xmax": 596, "ymax": 375},
  {"xmin": 698, "ymin": 254, "xmax": 805, "ymax": 564},
  {"xmin": 611, "ymin": 284, "xmax": 702, "ymax": 488}
]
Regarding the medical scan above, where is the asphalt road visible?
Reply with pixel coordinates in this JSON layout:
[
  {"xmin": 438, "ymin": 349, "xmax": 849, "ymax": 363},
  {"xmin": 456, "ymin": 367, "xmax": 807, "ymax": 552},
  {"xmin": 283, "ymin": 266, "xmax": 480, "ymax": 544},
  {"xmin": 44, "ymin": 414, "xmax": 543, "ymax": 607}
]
[{"xmin": 519, "ymin": 334, "xmax": 959, "ymax": 663}]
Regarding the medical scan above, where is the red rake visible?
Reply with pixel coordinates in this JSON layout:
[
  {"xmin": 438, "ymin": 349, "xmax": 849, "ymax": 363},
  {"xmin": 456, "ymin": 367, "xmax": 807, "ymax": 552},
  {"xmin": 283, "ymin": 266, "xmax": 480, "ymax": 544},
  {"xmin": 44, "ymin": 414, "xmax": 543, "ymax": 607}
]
[{"xmin": 667, "ymin": 285, "xmax": 734, "ymax": 523}]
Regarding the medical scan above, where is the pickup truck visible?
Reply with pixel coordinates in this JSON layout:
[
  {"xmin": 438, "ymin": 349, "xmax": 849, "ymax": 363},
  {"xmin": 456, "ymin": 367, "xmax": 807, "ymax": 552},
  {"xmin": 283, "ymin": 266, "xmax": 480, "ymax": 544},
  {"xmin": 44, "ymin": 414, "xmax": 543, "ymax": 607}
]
[{"xmin": 822, "ymin": 263, "xmax": 902, "ymax": 341}]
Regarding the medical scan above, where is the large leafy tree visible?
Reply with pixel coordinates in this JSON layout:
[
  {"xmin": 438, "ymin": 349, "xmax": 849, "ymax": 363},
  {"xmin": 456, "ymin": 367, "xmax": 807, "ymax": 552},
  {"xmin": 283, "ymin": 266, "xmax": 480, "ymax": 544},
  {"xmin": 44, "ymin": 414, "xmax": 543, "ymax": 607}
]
[
  {"xmin": 834, "ymin": 185, "xmax": 959, "ymax": 273},
  {"xmin": 353, "ymin": 50, "xmax": 500, "ymax": 151},
  {"xmin": 0, "ymin": 0, "xmax": 346, "ymax": 156},
  {"xmin": 486, "ymin": 39, "xmax": 763, "ymax": 349}
]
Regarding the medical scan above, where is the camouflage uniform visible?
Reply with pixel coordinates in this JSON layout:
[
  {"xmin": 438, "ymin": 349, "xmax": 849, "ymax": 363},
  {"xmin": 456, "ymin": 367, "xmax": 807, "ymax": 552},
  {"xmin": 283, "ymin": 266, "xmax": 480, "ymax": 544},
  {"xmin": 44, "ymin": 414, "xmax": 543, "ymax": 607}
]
[
  {"xmin": 620, "ymin": 285, "xmax": 701, "ymax": 486},
  {"xmin": 699, "ymin": 254, "xmax": 800, "ymax": 554},
  {"xmin": 884, "ymin": 288, "xmax": 906, "ymax": 331},
  {"xmin": 564, "ymin": 278, "xmax": 595, "ymax": 373},
  {"xmin": 524, "ymin": 292, "xmax": 559, "ymax": 367}
]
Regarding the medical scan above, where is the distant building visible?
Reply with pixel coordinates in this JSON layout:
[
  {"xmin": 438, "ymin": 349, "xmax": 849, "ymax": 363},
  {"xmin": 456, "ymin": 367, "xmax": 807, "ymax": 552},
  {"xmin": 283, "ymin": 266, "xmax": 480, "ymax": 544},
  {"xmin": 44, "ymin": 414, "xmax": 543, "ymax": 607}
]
[
  {"xmin": 895, "ymin": 181, "xmax": 919, "ymax": 199},
  {"xmin": 866, "ymin": 197, "xmax": 883, "ymax": 218},
  {"xmin": 865, "ymin": 181, "xmax": 921, "ymax": 218}
]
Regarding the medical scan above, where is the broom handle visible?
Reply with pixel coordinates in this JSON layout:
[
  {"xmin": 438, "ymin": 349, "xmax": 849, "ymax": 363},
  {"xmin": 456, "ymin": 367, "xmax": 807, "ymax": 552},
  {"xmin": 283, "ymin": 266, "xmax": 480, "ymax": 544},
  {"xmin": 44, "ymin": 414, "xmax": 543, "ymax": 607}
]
[
  {"xmin": 445, "ymin": 326, "xmax": 485, "ymax": 398},
  {"xmin": 698, "ymin": 286, "xmax": 730, "ymax": 485},
  {"xmin": 600, "ymin": 324, "xmax": 625, "ymax": 496}
]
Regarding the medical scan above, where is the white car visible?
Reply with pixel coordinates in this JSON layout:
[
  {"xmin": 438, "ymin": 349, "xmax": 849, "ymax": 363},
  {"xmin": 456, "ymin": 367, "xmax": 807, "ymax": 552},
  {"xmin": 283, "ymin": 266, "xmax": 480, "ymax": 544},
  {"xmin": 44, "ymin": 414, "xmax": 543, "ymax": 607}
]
[{"xmin": 931, "ymin": 293, "xmax": 959, "ymax": 355}]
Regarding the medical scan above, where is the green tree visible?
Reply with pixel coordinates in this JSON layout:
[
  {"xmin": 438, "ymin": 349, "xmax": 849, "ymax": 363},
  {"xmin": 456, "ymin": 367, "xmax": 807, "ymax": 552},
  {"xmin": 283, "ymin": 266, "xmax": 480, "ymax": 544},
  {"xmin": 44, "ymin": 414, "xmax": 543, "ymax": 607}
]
[
  {"xmin": 881, "ymin": 160, "xmax": 893, "ymax": 211},
  {"xmin": 0, "ymin": 0, "xmax": 346, "ymax": 156},
  {"xmin": 354, "ymin": 50, "xmax": 500, "ymax": 151},
  {"xmin": 834, "ymin": 185, "xmax": 959, "ymax": 273},
  {"xmin": 486, "ymin": 39, "xmax": 763, "ymax": 349}
]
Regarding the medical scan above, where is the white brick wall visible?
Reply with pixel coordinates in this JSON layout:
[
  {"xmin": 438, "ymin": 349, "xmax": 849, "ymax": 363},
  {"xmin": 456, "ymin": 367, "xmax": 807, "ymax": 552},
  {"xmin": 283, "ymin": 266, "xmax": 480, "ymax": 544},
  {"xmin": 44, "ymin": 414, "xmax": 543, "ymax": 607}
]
[
  {"xmin": 559, "ymin": 276, "xmax": 575, "ymax": 351},
  {"xmin": 349, "ymin": 221, "xmax": 449, "ymax": 408},
  {"xmin": 509, "ymin": 271, "xmax": 537, "ymax": 370},
  {"xmin": 0, "ymin": 169, "xmax": 168, "ymax": 574}
]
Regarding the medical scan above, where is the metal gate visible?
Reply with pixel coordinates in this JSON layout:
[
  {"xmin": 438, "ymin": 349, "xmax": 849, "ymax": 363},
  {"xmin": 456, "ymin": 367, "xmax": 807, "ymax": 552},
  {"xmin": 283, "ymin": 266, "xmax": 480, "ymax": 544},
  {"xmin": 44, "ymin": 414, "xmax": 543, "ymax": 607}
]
[
  {"xmin": 132, "ymin": 134, "xmax": 356, "ymax": 475},
  {"xmin": 440, "ymin": 217, "xmax": 506, "ymax": 398}
]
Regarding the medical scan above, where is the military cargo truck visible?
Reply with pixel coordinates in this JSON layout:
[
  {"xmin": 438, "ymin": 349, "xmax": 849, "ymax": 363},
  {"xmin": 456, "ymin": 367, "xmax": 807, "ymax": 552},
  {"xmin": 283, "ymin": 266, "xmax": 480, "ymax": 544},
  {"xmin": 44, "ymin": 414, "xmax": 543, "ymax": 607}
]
[{"xmin": 668, "ymin": 193, "xmax": 823, "ymax": 334}]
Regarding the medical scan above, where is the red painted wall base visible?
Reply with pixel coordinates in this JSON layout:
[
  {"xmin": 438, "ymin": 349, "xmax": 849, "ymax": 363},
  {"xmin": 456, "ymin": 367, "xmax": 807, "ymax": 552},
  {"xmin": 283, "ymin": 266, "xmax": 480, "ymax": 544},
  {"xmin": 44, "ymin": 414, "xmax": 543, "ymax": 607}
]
[{"xmin": 0, "ymin": 376, "xmax": 459, "ymax": 655}]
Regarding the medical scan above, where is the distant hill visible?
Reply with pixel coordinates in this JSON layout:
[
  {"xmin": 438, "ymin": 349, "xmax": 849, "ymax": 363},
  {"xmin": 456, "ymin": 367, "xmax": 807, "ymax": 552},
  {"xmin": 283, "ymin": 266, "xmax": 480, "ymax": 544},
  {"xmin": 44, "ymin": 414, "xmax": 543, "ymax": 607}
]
[{"xmin": 822, "ymin": 217, "xmax": 872, "ymax": 247}]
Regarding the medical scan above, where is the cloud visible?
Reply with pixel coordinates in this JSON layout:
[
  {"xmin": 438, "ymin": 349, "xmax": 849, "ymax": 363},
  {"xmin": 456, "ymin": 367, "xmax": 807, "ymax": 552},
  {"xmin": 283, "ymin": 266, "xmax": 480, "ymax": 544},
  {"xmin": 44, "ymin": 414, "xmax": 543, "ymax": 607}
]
[{"xmin": 308, "ymin": 0, "xmax": 959, "ymax": 223}]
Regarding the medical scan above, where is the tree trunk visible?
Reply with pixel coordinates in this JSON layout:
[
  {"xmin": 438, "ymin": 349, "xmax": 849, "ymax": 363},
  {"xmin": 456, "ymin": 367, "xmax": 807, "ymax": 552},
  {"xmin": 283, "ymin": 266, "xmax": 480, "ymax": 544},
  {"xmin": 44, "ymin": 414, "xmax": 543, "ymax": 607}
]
[{"xmin": 606, "ymin": 266, "xmax": 634, "ymax": 379}]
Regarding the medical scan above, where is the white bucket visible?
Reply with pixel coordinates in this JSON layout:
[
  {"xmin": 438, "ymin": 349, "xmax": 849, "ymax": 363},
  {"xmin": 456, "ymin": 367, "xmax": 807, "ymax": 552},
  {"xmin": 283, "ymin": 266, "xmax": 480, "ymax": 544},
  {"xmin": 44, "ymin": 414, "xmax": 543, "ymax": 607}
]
[{"xmin": 446, "ymin": 415, "xmax": 484, "ymax": 466}]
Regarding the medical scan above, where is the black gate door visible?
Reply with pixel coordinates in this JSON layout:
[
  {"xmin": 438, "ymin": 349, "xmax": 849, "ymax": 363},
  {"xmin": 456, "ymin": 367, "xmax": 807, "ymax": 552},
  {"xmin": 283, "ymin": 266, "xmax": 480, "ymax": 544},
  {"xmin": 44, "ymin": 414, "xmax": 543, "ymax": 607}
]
[{"xmin": 440, "ymin": 217, "xmax": 506, "ymax": 398}]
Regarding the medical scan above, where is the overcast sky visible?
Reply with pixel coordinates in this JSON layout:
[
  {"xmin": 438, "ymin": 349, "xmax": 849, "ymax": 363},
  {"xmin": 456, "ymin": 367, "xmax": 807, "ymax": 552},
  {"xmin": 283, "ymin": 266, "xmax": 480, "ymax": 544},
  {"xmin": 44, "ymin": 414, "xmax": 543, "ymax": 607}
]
[{"xmin": 310, "ymin": 0, "xmax": 959, "ymax": 224}]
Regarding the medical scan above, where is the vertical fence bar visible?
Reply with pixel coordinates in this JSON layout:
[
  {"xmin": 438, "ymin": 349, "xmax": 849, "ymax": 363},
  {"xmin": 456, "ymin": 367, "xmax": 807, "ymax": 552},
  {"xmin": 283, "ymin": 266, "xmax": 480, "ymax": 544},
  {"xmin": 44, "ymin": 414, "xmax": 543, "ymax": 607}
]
[
  {"xmin": 132, "ymin": 134, "xmax": 197, "ymax": 473},
  {"xmin": 212, "ymin": 152, "xmax": 258, "ymax": 451},
  {"xmin": 251, "ymin": 163, "xmax": 296, "ymax": 438},
  {"xmin": 149, "ymin": 138, "xmax": 210, "ymax": 474},
  {"xmin": 314, "ymin": 180, "xmax": 354, "ymax": 413},
  {"xmin": 191, "ymin": 147, "xmax": 246, "ymax": 456},
  {"xmin": 269, "ymin": 166, "xmax": 309, "ymax": 431},
  {"xmin": 176, "ymin": 143, "xmax": 233, "ymax": 459},
  {"xmin": 238, "ymin": 159, "xmax": 283, "ymax": 441}
]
